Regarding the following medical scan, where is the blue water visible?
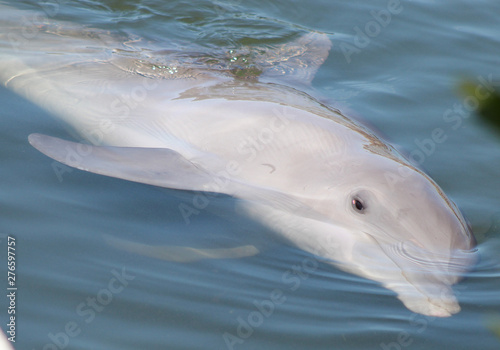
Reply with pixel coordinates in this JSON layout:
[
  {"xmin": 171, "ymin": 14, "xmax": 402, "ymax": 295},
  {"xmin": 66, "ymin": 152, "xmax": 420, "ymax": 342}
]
[{"xmin": 1, "ymin": 0, "xmax": 500, "ymax": 349}]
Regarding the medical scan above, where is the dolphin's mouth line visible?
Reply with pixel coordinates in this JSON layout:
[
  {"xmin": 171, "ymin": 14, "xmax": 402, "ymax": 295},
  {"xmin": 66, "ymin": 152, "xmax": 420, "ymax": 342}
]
[
  {"xmin": 363, "ymin": 231, "xmax": 461, "ymax": 316},
  {"xmin": 365, "ymin": 230, "xmax": 477, "ymax": 274},
  {"xmin": 397, "ymin": 242, "xmax": 442, "ymax": 267}
]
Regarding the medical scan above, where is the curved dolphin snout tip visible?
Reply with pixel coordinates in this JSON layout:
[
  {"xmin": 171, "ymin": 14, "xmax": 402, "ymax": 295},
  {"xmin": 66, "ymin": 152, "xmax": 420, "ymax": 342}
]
[
  {"xmin": 395, "ymin": 249, "xmax": 476, "ymax": 317},
  {"xmin": 399, "ymin": 291, "xmax": 460, "ymax": 318}
]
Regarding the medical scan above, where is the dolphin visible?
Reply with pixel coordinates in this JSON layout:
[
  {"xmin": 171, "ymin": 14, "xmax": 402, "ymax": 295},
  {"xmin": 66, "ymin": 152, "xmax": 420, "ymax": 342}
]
[{"xmin": 0, "ymin": 4, "xmax": 477, "ymax": 317}]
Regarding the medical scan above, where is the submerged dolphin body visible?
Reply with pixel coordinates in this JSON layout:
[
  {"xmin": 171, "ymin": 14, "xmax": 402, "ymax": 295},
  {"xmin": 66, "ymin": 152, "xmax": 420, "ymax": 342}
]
[{"xmin": 0, "ymin": 5, "xmax": 476, "ymax": 317}]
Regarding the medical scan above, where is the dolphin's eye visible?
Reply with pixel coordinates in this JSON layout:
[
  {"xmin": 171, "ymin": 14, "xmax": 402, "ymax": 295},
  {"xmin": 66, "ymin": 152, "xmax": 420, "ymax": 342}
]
[{"xmin": 352, "ymin": 197, "xmax": 365, "ymax": 213}]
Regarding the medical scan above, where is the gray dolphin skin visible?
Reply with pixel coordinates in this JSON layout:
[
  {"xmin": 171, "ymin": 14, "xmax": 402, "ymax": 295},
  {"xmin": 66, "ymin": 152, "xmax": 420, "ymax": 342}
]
[{"xmin": 0, "ymin": 3, "xmax": 477, "ymax": 317}]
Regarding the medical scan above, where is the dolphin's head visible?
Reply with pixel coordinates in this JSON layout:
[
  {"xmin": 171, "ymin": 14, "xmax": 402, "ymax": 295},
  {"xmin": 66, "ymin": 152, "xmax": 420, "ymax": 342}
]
[{"xmin": 324, "ymin": 155, "xmax": 477, "ymax": 317}]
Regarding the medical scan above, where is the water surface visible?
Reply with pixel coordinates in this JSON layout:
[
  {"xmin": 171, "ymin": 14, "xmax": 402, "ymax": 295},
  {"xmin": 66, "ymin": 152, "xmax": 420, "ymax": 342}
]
[{"xmin": 1, "ymin": 0, "xmax": 499, "ymax": 349}]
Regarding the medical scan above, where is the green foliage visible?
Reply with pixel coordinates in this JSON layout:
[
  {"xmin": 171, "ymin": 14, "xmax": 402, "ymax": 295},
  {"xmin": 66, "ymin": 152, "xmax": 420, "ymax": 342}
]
[
  {"xmin": 461, "ymin": 79, "xmax": 500, "ymax": 342},
  {"xmin": 460, "ymin": 80, "xmax": 500, "ymax": 133},
  {"xmin": 486, "ymin": 314, "xmax": 500, "ymax": 340}
]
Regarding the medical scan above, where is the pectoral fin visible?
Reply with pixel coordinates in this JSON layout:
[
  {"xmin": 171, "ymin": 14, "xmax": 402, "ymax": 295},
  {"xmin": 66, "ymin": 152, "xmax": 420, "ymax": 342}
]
[
  {"xmin": 29, "ymin": 134, "xmax": 326, "ymax": 221},
  {"xmin": 28, "ymin": 133, "xmax": 217, "ymax": 192},
  {"xmin": 104, "ymin": 235, "xmax": 259, "ymax": 262}
]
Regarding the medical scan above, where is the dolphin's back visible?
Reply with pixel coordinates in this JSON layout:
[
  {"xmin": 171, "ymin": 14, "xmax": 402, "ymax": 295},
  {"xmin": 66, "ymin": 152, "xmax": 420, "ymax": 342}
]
[{"xmin": 0, "ymin": 6, "xmax": 364, "ymax": 196}]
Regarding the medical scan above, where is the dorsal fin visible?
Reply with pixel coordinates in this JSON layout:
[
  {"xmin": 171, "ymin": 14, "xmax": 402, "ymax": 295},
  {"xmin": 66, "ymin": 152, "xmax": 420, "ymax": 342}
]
[
  {"xmin": 225, "ymin": 32, "xmax": 332, "ymax": 85},
  {"xmin": 257, "ymin": 32, "xmax": 332, "ymax": 85}
]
